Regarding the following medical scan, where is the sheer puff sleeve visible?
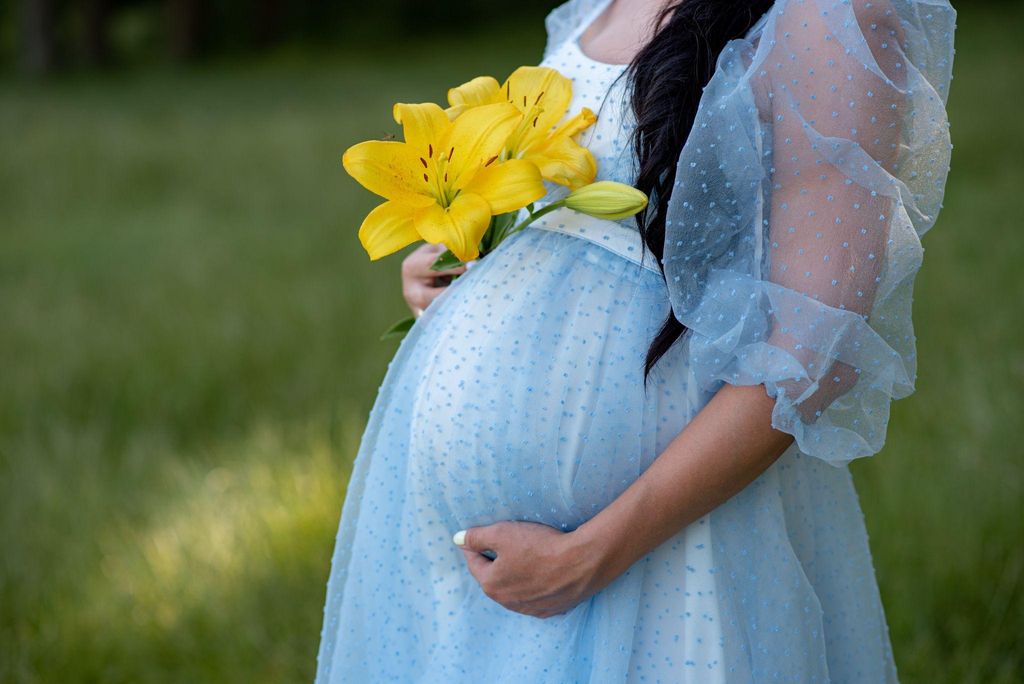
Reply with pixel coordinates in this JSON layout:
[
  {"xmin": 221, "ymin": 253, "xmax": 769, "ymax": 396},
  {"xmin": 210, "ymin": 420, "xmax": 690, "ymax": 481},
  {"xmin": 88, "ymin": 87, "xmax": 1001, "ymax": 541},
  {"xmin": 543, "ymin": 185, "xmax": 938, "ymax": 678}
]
[{"xmin": 664, "ymin": 0, "xmax": 956, "ymax": 465}]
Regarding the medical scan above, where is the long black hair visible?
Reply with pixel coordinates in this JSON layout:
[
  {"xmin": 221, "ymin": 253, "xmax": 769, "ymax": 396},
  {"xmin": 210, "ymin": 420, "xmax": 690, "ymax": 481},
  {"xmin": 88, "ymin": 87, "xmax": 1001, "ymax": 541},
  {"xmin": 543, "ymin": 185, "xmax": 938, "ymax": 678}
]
[{"xmin": 621, "ymin": 0, "xmax": 774, "ymax": 380}]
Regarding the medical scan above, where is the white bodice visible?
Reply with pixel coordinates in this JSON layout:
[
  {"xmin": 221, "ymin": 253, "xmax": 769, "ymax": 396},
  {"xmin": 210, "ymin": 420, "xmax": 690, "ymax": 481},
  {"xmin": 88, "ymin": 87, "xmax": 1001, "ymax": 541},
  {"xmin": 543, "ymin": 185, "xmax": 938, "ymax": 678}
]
[
  {"xmin": 523, "ymin": 0, "xmax": 661, "ymax": 274},
  {"xmin": 542, "ymin": 0, "xmax": 636, "ymax": 187}
]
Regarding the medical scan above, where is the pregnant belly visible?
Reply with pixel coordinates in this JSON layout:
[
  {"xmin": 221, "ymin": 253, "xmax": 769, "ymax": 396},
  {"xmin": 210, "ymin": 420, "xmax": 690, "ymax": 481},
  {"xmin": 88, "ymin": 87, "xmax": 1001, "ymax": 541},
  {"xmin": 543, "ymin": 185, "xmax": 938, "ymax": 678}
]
[{"xmin": 404, "ymin": 236, "xmax": 670, "ymax": 532}]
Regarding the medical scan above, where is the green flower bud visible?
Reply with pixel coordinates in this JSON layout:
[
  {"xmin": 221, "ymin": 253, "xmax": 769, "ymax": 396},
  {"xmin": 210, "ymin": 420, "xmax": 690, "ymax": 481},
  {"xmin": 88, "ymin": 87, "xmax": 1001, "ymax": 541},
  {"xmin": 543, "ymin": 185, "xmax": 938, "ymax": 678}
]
[{"xmin": 563, "ymin": 181, "xmax": 648, "ymax": 220}]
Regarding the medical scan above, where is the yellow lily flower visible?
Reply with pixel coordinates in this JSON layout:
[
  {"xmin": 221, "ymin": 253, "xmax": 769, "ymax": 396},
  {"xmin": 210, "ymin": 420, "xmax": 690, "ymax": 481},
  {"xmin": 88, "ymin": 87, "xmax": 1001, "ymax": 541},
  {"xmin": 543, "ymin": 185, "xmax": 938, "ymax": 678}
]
[
  {"xmin": 342, "ymin": 101, "xmax": 546, "ymax": 262},
  {"xmin": 446, "ymin": 66, "xmax": 598, "ymax": 190}
]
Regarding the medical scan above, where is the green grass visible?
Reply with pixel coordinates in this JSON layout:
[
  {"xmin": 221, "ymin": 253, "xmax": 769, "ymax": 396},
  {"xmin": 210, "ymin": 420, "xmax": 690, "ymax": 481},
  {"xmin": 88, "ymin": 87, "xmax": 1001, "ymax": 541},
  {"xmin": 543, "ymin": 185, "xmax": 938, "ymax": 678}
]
[
  {"xmin": 850, "ymin": 6, "xmax": 1024, "ymax": 679},
  {"xmin": 1, "ymin": 6, "xmax": 1021, "ymax": 683}
]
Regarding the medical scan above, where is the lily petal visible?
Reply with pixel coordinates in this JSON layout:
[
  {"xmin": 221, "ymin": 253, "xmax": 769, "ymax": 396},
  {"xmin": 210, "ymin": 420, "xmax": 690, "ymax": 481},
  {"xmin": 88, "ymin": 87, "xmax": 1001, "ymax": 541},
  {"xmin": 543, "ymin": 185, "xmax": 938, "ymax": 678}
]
[
  {"xmin": 444, "ymin": 104, "xmax": 468, "ymax": 121},
  {"xmin": 447, "ymin": 75, "xmax": 501, "ymax": 110},
  {"xmin": 343, "ymin": 140, "xmax": 436, "ymax": 207},
  {"xmin": 442, "ymin": 102, "xmax": 522, "ymax": 191},
  {"xmin": 462, "ymin": 159, "xmax": 546, "ymax": 215},
  {"xmin": 357, "ymin": 201, "xmax": 422, "ymax": 260},
  {"xmin": 503, "ymin": 66, "xmax": 573, "ymax": 137},
  {"xmin": 524, "ymin": 134, "xmax": 597, "ymax": 189},
  {"xmin": 413, "ymin": 192, "xmax": 491, "ymax": 262},
  {"xmin": 551, "ymin": 107, "xmax": 597, "ymax": 138},
  {"xmin": 392, "ymin": 102, "xmax": 451, "ymax": 157}
]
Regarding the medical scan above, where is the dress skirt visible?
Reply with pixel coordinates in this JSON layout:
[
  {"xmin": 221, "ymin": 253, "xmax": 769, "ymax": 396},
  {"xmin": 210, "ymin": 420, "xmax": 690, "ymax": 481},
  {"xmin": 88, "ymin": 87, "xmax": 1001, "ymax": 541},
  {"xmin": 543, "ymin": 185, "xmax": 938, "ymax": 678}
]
[{"xmin": 314, "ymin": 212, "xmax": 898, "ymax": 683}]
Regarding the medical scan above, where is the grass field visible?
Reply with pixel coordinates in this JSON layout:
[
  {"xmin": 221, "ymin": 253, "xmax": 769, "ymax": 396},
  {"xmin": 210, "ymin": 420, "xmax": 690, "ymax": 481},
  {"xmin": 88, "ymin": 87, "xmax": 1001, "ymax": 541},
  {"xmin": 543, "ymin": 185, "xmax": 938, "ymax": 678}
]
[{"xmin": 1, "ymin": 4, "xmax": 1021, "ymax": 682}]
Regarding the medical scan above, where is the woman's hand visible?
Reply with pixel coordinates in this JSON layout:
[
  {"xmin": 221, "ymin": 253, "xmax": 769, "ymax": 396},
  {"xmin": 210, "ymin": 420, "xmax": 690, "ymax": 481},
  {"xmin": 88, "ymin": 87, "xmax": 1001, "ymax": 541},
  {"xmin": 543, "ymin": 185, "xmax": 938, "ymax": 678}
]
[
  {"xmin": 401, "ymin": 243, "xmax": 472, "ymax": 318},
  {"xmin": 453, "ymin": 521, "xmax": 609, "ymax": 619}
]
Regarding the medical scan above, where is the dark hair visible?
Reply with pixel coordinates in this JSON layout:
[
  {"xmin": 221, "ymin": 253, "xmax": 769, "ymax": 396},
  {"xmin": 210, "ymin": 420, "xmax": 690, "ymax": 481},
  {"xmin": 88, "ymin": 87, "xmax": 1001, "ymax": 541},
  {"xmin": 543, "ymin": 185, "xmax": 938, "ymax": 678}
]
[{"xmin": 621, "ymin": 0, "xmax": 775, "ymax": 380}]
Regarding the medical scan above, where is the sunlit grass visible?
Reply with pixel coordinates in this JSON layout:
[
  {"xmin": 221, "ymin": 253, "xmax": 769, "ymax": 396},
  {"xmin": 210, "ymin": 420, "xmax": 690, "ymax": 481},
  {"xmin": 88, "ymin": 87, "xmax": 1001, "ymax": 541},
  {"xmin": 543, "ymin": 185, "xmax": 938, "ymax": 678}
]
[
  {"xmin": 2, "ymin": 420, "xmax": 356, "ymax": 683},
  {"xmin": 0, "ymin": 6, "xmax": 1021, "ymax": 683}
]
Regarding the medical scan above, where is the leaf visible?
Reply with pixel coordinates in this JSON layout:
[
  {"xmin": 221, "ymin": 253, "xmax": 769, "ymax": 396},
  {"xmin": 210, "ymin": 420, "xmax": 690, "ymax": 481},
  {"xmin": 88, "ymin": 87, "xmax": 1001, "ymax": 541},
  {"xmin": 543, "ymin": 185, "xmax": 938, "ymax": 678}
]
[
  {"xmin": 379, "ymin": 316, "xmax": 416, "ymax": 341},
  {"xmin": 430, "ymin": 249, "xmax": 465, "ymax": 271},
  {"xmin": 489, "ymin": 210, "xmax": 520, "ymax": 247}
]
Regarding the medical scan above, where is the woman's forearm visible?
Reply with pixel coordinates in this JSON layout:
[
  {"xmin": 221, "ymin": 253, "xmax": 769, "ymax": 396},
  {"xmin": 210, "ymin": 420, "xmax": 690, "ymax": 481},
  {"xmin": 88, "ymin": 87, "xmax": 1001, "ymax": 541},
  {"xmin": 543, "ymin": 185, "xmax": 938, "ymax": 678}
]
[{"xmin": 570, "ymin": 383, "xmax": 796, "ymax": 589}]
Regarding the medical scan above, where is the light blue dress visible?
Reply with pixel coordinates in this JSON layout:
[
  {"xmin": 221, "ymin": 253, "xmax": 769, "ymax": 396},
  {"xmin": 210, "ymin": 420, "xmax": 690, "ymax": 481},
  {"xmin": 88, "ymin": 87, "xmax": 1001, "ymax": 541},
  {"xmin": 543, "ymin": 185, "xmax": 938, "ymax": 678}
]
[{"xmin": 315, "ymin": 0, "xmax": 956, "ymax": 681}]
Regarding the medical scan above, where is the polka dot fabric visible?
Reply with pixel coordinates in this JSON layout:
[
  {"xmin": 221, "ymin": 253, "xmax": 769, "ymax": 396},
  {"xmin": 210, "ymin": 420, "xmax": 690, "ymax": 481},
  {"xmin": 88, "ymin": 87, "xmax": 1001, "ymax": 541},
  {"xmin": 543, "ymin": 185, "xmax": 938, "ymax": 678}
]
[
  {"xmin": 515, "ymin": 0, "xmax": 646, "ymax": 259},
  {"xmin": 539, "ymin": 0, "xmax": 636, "ymax": 189},
  {"xmin": 314, "ymin": 0, "xmax": 956, "ymax": 682},
  {"xmin": 662, "ymin": 0, "xmax": 957, "ymax": 467}
]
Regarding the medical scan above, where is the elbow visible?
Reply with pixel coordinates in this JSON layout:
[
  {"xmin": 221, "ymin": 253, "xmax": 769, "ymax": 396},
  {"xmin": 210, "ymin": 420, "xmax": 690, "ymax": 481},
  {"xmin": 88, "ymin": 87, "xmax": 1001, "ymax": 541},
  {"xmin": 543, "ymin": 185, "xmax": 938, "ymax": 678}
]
[{"xmin": 785, "ymin": 360, "xmax": 862, "ymax": 425}]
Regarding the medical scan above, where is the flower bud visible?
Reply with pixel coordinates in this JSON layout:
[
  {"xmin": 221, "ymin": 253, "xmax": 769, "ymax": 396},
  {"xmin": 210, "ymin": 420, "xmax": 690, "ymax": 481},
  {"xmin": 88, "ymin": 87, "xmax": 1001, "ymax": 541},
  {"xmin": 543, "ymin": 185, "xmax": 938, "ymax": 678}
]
[{"xmin": 563, "ymin": 181, "xmax": 648, "ymax": 220}]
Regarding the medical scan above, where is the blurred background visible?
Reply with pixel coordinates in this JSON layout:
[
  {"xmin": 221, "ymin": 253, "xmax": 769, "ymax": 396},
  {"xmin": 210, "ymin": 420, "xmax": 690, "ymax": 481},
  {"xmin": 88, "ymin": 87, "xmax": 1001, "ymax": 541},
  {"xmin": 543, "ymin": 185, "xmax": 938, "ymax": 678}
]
[{"xmin": 0, "ymin": 0, "xmax": 1021, "ymax": 682}]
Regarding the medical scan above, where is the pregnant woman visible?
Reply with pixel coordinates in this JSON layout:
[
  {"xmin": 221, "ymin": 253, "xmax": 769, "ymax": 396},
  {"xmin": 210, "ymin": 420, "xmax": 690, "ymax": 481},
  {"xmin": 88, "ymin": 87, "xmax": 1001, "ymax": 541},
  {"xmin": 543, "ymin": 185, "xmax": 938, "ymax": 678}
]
[{"xmin": 316, "ymin": 0, "xmax": 956, "ymax": 681}]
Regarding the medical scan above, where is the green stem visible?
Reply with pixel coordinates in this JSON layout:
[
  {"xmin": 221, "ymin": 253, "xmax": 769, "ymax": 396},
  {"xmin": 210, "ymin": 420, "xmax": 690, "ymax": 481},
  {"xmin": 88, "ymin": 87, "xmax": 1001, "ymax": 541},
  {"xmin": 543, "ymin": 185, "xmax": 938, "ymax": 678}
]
[{"xmin": 504, "ymin": 200, "xmax": 566, "ymax": 240}]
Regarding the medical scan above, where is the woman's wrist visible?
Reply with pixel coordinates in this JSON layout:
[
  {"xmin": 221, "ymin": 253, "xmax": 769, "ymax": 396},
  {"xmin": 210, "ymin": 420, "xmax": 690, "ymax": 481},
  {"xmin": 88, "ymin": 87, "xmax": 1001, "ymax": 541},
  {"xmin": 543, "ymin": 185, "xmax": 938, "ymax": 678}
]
[
  {"xmin": 563, "ymin": 384, "xmax": 796, "ymax": 600},
  {"xmin": 565, "ymin": 492, "xmax": 651, "ymax": 594}
]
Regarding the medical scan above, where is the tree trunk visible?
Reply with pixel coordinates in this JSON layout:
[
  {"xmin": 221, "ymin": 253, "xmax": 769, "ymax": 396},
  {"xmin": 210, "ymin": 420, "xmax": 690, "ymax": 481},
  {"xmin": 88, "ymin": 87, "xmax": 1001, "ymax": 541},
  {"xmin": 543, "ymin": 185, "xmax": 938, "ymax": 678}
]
[
  {"xmin": 81, "ymin": 0, "xmax": 111, "ymax": 67},
  {"xmin": 252, "ymin": 0, "xmax": 286, "ymax": 49},
  {"xmin": 166, "ymin": 0, "xmax": 202, "ymax": 62},
  {"xmin": 19, "ymin": 0, "xmax": 56, "ymax": 75}
]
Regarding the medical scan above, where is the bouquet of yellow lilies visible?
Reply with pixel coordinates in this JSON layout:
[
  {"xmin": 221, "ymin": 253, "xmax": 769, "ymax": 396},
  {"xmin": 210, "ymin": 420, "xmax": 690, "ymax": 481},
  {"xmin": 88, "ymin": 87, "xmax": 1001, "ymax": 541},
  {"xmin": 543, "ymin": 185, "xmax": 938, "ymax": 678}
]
[{"xmin": 341, "ymin": 65, "xmax": 648, "ymax": 339}]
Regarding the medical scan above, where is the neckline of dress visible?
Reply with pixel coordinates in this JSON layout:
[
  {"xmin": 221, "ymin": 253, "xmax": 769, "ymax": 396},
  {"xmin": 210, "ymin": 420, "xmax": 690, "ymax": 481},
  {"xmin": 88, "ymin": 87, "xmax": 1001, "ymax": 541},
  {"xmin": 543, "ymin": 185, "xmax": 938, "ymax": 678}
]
[{"xmin": 570, "ymin": 0, "xmax": 631, "ymax": 69}]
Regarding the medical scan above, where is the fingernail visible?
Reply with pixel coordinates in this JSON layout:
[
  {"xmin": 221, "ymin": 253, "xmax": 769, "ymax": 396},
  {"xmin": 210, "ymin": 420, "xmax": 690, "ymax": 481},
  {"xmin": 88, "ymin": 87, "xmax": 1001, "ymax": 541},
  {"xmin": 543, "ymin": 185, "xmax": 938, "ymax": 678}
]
[{"xmin": 452, "ymin": 530, "xmax": 466, "ymax": 547}]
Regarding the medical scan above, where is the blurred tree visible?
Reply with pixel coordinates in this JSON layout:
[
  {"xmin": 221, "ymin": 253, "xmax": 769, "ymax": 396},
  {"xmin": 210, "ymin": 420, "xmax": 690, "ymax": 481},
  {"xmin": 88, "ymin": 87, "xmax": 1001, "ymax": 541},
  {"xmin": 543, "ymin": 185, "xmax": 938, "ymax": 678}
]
[
  {"xmin": 81, "ymin": 0, "xmax": 111, "ymax": 66},
  {"xmin": 4, "ymin": 0, "xmax": 560, "ymax": 72},
  {"xmin": 252, "ymin": 0, "xmax": 285, "ymax": 48},
  {"xmin": 3, "ymin": 0, "xmax": 1016, "ymax": 74},
  {"xmin": 18, "ymin": 0, "xmax": 56, "ymax": 74},
  {"xmin": 166, "ymin": 0, "xmax": 201, "ymax": 61}
]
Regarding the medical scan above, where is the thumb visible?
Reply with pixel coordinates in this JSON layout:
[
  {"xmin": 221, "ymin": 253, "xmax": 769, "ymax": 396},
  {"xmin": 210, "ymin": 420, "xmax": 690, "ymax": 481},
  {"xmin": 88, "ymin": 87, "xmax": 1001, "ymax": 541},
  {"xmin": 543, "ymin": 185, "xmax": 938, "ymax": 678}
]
[{"xmin": 452, "ymin": 525, "xmax": 498, "ymax": 553}]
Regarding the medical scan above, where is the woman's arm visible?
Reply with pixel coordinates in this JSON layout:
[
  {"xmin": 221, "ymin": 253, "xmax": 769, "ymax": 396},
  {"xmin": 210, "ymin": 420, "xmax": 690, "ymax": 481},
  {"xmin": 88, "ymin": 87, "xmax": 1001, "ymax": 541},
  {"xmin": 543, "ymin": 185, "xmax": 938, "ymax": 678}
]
[
  {"xmin": 455, "ymin": 382, "xmax": 794, "ymax": 619},
  {"xmin": 570, "ymin": 382, "xmax": 793, "ymax": 589}
]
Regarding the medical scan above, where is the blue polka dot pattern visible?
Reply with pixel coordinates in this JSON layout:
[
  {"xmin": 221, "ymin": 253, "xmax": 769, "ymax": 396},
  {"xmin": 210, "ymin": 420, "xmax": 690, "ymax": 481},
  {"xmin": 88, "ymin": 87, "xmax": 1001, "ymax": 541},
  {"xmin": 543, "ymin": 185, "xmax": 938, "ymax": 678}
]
[
  {"xmin": 314, "ymin": 0, "xmax": 956, "ymax": 681},
  {"xmin": 663, "ymin": 0, "xmax": 956, "ymax": 470}
]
